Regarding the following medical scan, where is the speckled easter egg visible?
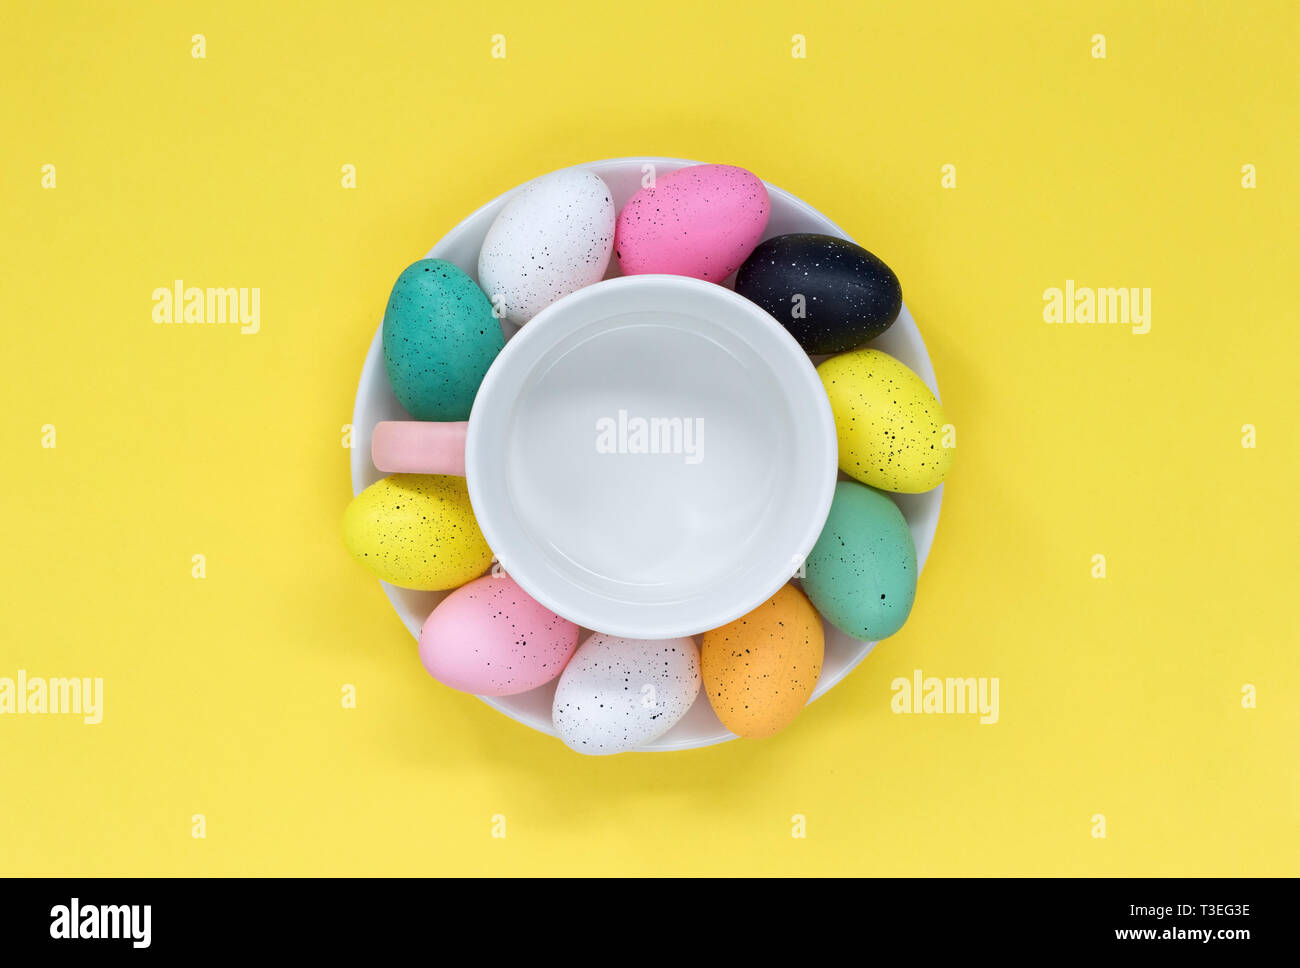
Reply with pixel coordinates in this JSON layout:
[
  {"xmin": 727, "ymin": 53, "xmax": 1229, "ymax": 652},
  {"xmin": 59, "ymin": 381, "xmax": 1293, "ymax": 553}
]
[
  {"xmin": 735, "ymin": 233, "xmax": 902, "ymax": 354},
  {"xmin": 802, "ymin": 482, "xmax": 917, "ymax": 641},
  {"xmin": 818, "ymin": 349, "xmax": 953, "ymax": 493},
  {"xmin": 614, "ymin": 164, "xmax": 770, "ymax": 281},
  {"xmin": 382, "ymin": 259, "xmax": 504, "ymax": 421},
  {"xmin": 342, "ymin": 474, "xmax": 493, "ymax": 591},
  {"xmin": 552, "ymin": 634, "xmax": 700, "ymax": 755},
  {"xmin": 477, "ymin": 168, "xmax": 615, "ymax": 325},
  {"xmin": 701, "ymin": 585, "xmax": 824, "ymax": 739},
  {"xmin": 418, "ymin": 574, "xmax": 579, "ymax": 696}
]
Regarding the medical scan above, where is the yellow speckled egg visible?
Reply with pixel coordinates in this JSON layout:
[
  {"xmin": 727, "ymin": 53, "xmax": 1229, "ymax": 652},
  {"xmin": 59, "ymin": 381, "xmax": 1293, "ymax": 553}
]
[
  {"xmin": 342, "ymin": 474, "xmax": 493, "ymax": 590},
  {"xmin": 818, "ymin": 348, "xmax": 953, "ymax": 493},
  {"xmin": 701, "ymin": 584, "xmax": 824, "ymax": 739}
]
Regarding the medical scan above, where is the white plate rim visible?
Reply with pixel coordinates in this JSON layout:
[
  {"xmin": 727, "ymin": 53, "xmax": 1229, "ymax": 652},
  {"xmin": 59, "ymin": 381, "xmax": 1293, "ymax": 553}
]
[{"xmin": 350, "ymin": 156, "xmax": 944, "ymax": 752}]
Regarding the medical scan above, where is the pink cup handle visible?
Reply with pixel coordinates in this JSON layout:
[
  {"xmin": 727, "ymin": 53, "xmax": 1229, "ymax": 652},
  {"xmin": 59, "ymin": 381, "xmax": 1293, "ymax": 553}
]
[{"xmin": 371, "ymin": 421, "xmax": 468, "ymax": 477}]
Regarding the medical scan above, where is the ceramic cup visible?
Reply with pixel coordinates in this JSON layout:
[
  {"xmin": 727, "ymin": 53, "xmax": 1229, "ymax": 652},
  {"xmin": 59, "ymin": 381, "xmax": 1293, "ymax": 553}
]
[{"xmin": 372, "ymin": 273, "xmax": 839, "ymax": 640}]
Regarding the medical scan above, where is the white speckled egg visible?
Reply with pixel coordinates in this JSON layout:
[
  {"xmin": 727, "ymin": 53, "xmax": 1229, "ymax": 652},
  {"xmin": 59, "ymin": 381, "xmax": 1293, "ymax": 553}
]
[
  {"xmin": 477, "ymin": 168, "xmax": 615, "ymax": 325},
  {"xmin": 552, "ymin": 633, "xmax": 700, "ymax": 755}
]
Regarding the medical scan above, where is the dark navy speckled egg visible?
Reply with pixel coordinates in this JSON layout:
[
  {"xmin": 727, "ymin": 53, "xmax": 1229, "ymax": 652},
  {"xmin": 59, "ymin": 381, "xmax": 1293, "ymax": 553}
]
[{"xmin": 735, "ymin": 233, "xmax": 902, "ymax": 354}]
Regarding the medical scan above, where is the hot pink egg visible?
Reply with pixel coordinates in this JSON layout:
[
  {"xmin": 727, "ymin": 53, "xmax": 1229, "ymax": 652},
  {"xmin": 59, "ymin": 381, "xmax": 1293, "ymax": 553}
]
[
  {"xmin": 418, "ymin": 574, "xmax": 579, "ymax": 696},
  {"xmin": 614, "ymin": 164, "xmax": 770, "ymax": 282}
]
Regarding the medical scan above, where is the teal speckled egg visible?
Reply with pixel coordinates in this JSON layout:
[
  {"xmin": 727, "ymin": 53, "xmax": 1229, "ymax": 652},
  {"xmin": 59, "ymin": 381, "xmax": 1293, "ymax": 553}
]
[
  {"xmin": 802, "ymin": 481, "xmax": 917, "ymax": 641},
  {"xmin": 381, "ymin": 259, "xmax": 504, "ymax": 420}
]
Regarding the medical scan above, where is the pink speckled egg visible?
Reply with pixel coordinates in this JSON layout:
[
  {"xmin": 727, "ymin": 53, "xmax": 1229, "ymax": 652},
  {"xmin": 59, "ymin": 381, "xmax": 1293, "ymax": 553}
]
[
  {"xmin": 418, "ymin": 574, "xmax": 579, "ymax": 696},
  {"xmin": 614, "ymin": 164, "xmax": 770, "ymax": 281}
]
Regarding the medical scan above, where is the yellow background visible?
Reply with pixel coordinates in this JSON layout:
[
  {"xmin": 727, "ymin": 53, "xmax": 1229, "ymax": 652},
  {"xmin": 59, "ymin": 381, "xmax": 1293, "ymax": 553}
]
[{"xmin": 2, "ymin": 0, "xmax": 1297, "ymax": 876}]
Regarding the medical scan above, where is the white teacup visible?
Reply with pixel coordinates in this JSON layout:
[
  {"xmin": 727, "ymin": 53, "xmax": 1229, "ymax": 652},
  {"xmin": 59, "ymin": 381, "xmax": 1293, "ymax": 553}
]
[{"xmin": 373, "ymin": 273, "xmax": 838, "ymax": 640}]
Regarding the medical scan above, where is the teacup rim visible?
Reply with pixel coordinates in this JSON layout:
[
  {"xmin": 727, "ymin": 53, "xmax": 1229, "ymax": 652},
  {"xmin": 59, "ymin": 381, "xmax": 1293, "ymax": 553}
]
[{"xmin": 463, "ymin": 272, "xmax": 840, "ymax": 640}]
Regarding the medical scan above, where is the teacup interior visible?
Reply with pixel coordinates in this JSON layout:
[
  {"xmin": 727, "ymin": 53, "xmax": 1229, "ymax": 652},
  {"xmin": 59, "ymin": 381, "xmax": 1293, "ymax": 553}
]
[{"xmin": 506, "ymin": 309, "xmax": 794, "ymax": 605}]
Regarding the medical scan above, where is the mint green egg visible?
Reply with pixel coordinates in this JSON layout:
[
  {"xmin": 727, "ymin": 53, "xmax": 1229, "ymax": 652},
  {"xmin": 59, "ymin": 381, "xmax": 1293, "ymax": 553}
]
[
  {"xmin": 802, "ymin": 481, "xmax": 917, "ymax": 640},
  {"xmin": 382, "ymin": 259, "xmax": 505, "ymax": 420}
]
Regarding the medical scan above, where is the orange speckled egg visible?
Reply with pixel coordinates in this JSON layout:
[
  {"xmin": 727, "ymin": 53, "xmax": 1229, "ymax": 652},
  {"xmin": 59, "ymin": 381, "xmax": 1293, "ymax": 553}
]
[{"xmin": 701, "ymin": 584, "xmax": 824, "ymax": 738}]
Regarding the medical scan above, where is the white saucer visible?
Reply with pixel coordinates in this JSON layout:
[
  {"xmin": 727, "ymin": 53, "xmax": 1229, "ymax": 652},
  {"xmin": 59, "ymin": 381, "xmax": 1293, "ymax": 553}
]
[{"xmin": 351, "ymin": 156, "xmax": 944, "ymax": 751}]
